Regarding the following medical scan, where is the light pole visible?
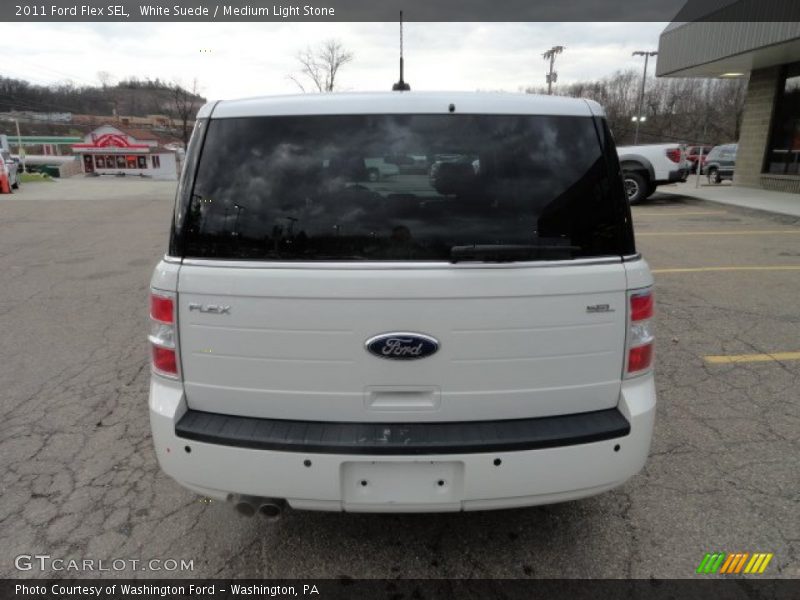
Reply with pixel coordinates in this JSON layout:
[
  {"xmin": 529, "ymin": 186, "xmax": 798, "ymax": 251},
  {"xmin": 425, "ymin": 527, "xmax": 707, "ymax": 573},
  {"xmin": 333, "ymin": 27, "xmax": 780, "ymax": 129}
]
[
  {"xmin": 632, "ymin": 50, "xmax": 657, "ymax": 145},
  {"xmin": 233, "ymin": 203, "xmax": 246, "ymax": 237},
  {"xmin": 13, "ymin": 117, "xmax": 25, "ymax": 173},
  {"xmin": 543, "ymin": 46, "xmax": 565, "ymax": 95}
]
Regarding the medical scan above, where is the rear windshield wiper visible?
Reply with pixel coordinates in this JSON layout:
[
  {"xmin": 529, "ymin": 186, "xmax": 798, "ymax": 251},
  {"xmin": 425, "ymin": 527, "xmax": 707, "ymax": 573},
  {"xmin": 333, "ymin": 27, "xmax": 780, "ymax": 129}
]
[{"xmin": 449, "ymin": 244, "xmax": 581, "ymax": 263}]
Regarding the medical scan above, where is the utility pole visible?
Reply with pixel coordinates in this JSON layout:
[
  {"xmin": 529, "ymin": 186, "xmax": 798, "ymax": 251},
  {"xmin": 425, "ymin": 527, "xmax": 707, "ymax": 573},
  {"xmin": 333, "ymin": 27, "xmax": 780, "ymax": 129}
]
[
  {"xmin": 542, "ymin": 46, "xmax": 565, "ymax": 95},
  {"xmin": 13, "ymin": 116, "xmax": 25, "ymax": 173},
  {"xmin": 632, "ymin": 50, "xmax": 657, "ymax": 145},
  {"xmin": 233, "ymin": 203, "xmax": 246, "ymax": 237}
]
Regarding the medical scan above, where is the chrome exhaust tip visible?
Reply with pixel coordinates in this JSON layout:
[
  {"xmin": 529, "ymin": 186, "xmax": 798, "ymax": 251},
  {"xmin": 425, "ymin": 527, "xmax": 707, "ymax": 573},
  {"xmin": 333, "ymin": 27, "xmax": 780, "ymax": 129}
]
[
  {"xmin": 231, "ymin": 494, "xmax": 261, "ymax": 517},
  {"xmin": 230, "ymin": 495, "xmax": 286, "ymax": 519},
  {"xmin": 257, "ymin": 499, "xmax": 286, "ymax": 521},
  {"xmin": 234, "ymin": 500, "xmax": 256, "ymax": 517}
]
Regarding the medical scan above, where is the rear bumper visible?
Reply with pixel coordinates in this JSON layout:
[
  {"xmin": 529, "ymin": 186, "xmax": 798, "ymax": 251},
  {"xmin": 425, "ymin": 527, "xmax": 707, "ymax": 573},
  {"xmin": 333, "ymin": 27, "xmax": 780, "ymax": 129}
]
[
  {"xmin": 659, "ymin": 168, "xmax": 688, "ymax": 184},
  {"xmin": 175, "ymin": 407, "xmax": 631, "ymax": 455},
  {"xmin": 149, "ymin": 376, "xmax": 656, "ymax": 512}
]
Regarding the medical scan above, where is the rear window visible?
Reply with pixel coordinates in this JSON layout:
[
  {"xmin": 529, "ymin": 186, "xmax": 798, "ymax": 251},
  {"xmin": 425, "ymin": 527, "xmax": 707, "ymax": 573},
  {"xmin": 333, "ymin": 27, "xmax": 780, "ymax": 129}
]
[
  {"xmin": 172, "ymin": 114, "xmax": 634, "ymax": 262},
  {"xmin": 710, "ymin": 145, "xmax": 736, "ymax": 161}
]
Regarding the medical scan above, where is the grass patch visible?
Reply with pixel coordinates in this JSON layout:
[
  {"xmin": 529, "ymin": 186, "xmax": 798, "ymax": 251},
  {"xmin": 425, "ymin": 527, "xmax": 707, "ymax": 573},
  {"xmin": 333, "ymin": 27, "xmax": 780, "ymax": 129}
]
[{"xmin": 20, "ymin": 172, "xmax": 55, "ymax": 183}]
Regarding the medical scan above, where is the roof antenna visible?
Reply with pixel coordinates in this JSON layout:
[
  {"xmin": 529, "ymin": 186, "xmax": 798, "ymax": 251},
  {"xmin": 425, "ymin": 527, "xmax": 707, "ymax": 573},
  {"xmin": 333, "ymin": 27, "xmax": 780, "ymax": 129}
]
[{"xmin": 392, "ymin": 11, "xmax": 411, "ymax": 91}]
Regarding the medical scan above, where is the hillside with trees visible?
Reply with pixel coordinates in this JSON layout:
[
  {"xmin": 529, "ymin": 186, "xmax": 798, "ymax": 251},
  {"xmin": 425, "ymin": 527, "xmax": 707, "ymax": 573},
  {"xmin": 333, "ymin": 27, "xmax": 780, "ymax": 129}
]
[
  {"xmin": 0, "ymin": 76, "xmax": 206, "ymax": 143},
  {"xmin": 1, "ymin": 67, "xmax": 747, "ymax": 149}
]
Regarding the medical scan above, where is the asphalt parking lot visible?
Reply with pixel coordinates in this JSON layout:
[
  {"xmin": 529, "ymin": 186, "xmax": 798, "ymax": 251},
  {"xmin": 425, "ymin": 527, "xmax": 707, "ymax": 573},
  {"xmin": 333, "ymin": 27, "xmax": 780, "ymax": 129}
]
[{"xmin": 1, "ymin": 178, "xmax": 798, "ymax": 579}]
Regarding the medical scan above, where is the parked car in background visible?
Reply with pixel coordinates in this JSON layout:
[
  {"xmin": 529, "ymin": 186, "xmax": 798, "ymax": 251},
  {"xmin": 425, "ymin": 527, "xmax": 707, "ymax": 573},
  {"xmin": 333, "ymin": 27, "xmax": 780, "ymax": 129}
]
[
  {"xmin": 384, "ymin": 154, "xmax": 429, "ymax": 175},
  {"xmin": 616, "ymin": 143, "xmax": 688, "ymax": 204},
  {"xmin": 686, "ymin": 145, "xmax": 713, "ymax": 173},
  {"xmin": 1, "ymin": 150, "xmax": 20, "ymax": 190},
  {"xmin": 364, "ymin": 157, "xmax": 401, "ymax": 182},
  {"xmin": 702, "ymin": 143, "xmax": 737, "ymax": 183},
  {"xmin": 428, "ymin": 154, "xmax": 480, "ymax": 193}
]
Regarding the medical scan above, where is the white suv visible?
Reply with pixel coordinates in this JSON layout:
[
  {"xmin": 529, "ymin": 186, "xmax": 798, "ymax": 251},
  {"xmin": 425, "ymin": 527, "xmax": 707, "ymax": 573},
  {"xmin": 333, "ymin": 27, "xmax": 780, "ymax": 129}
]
[{"xmin": 149, "ymin": 92, "xmax": 656, "ymax": 516}]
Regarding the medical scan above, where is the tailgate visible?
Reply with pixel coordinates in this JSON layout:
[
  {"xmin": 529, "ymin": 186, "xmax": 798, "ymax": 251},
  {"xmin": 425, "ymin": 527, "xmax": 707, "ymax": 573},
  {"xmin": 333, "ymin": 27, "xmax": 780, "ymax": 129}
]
[{"xmin": 177, "ymin": 262, "xmax": 627, "ymax": 423}]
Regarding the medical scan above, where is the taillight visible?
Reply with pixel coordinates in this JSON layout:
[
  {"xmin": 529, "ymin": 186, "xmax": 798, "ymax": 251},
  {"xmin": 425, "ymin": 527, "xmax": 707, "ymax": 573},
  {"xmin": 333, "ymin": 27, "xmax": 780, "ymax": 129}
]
[
  {"xmin": 666, "ymin": 148, "xmax": 681, "ymax": 163},
  {"xmin": 630, "ymin": 292, "xmax": 653, "ymax": 321},
  {"xmin": 151, "ymin": 294, "xmax": 174, "ymax": 324},
  {"xmin": 149, "ymin": 291, "xmax": 179, "ymax": 378},
  {"xmin": 625, "ymin": 288, "xmax": 654, "ymax": 377},
  {"xmin": 152, "ymin": 345, "xmax": 178, "ymax": 375}
]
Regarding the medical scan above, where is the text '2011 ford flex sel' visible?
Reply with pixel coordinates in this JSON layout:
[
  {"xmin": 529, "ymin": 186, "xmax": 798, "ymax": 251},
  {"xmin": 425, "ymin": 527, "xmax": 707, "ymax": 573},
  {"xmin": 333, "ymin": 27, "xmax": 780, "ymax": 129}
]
[{"xmin": 149, "ymin": 92, "xmax": 656, "ymax": 516}]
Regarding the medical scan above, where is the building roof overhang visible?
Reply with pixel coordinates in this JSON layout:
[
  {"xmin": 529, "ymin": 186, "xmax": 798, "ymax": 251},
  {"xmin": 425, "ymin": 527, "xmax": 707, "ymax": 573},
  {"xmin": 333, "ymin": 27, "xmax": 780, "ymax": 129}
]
[{"xmin": 657, "ymin": 20, "xmax": 800, "ymax": 78}]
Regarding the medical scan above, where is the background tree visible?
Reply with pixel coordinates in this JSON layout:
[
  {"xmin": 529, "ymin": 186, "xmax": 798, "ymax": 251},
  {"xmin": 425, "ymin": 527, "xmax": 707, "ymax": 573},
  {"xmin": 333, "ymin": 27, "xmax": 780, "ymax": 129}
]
[
  {"xmin": 524, "ymin": 69, "xmax": 747, "ymax": 146},
  {"xmin": 96, "ymin": 71, "xmax": 114, "ymax": 89},
  {"xmin": 168, "ymin": 78, "xmax": 203, "ymax": 148},
  {"xmin": 289, "ymin": 39, "xmax": 354, "ymax": 93}
]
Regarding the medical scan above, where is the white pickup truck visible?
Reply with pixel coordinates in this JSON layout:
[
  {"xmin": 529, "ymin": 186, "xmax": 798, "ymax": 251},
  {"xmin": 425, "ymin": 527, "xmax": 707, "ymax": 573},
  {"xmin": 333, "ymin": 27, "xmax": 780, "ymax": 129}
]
[{"xmin": 617, "ymin": 143, "xmax": 689, "ymax": 204}]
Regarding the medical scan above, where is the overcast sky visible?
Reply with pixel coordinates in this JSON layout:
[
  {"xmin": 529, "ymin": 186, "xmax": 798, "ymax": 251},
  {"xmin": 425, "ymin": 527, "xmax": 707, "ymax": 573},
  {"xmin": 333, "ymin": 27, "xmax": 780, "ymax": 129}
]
[{"xmin": 2, "ymin": 22, "xmax": 668, "ymax": 100}]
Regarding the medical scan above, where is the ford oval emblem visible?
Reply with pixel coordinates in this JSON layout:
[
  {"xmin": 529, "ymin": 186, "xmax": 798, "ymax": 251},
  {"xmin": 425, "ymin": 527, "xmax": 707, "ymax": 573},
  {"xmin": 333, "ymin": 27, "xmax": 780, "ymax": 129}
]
[{"xmin": 365, "ymin": 332, "xmax": 440, "ymax": 360}]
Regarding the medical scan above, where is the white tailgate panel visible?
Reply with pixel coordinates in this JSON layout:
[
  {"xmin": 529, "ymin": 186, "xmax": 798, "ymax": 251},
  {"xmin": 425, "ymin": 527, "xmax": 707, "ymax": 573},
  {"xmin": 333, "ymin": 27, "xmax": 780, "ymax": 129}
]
[{"xmin": 177, "ymin": 263, "xmax": 627, "ymax": 422}]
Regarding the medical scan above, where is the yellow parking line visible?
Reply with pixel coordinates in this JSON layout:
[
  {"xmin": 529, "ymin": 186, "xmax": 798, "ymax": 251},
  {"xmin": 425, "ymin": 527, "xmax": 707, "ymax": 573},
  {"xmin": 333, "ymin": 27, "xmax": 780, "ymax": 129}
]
[
  {"xmin": 652, "ymin": 266, "xmax": 800, "ymax": 274},
  {"xmin": 634, "ymin": 211, "xmax": 726, "ymax": 216},
  {"xmin": 639, "ymin": 229, "xmax": 800, "ymax": 236},
  {"xmin": 705, "ymin": 352, "xmax": 800, "ymax": 364}
]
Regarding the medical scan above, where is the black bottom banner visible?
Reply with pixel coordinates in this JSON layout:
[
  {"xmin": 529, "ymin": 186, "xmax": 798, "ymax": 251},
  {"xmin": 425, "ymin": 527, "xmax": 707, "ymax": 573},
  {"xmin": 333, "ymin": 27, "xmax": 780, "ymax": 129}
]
[{"xmin": 2, "ymin": 579, "xmax": 798, "ymax": 600}]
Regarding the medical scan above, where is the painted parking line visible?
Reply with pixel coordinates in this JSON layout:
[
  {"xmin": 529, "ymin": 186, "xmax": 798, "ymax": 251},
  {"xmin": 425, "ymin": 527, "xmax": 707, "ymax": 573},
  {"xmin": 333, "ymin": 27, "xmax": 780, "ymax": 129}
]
[
  {"xmin": 639, "ymin": 229, "xmax": 800, "ymax": 237},
  {"xmin": 704, "ymin": 352, "xmax": 800, "ymax": 364},
  {"xmin": 652, "ymin": 266, "xmax": 800, "ymax": 274}
]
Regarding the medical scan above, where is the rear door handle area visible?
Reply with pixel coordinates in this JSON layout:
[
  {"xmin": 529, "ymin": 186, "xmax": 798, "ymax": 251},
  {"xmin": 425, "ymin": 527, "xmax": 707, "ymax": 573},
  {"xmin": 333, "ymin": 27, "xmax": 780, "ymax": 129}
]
[{"xmin": 364, "ymin": 386, "xmax": 441, "ymax": 411}]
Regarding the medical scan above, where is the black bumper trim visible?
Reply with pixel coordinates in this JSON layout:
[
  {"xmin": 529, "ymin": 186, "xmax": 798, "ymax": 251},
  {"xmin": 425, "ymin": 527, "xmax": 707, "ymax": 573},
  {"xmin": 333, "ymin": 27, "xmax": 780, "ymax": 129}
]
[
  {"xmin": 175, "ymin": 408, "xmax": 630, "ymax": 455},
  {"xmin": 665, "ymin": 168, "xmax": 689, "ymax": 183}
]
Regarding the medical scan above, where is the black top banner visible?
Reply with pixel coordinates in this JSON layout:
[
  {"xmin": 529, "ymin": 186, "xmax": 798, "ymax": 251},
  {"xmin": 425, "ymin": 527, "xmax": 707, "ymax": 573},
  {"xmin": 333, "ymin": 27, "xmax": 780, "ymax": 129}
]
[{"xmin": 3, "ymin": 0, "xmax": 800, "ymax": 22}]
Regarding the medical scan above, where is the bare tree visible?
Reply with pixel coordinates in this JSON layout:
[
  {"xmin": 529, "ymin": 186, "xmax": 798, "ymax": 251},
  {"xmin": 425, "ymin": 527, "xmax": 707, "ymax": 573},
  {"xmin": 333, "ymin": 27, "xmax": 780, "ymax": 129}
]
[
  {"xmin": 169, "ymin": 78, "xmax": 203, "ymax": 148},
  {"xmin": 288, "ymin": 39, "xmax": 354, "ymax": 93},
  {"xmin": 525, "ymin": 69, "xmax": 747, "ymax": 146},
  {"xmin": 97, "ymin": 71, "xmax": 114, "ymax": 89}
]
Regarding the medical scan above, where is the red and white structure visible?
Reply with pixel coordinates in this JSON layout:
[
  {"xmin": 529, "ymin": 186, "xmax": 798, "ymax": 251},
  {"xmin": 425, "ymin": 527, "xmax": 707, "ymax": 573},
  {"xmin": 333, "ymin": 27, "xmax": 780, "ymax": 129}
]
[{"xmin": 72, "ymin": 125, "xmax": 179, "ymax": 180}]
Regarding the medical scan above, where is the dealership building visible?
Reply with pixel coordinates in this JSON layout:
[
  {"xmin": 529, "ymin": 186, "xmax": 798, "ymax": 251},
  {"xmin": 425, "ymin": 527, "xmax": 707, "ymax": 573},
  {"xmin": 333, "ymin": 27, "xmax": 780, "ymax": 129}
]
[{"xmin": 658, "ymin": 19, "xmax": 800, "ymax": 193}]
